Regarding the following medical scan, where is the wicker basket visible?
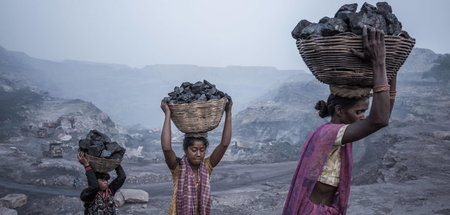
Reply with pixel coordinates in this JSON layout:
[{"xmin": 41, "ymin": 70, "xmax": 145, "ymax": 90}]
[
  {"xmin": 85, "ymin": 154, "xmax": 121, "ymax": 173},
  {"xmin": 168, "ymin": 97, "xmax": 227, "ymax": 134},
  {"xmin": 297, "ymin": 32, "xmax": 415, "ymax": 87}
]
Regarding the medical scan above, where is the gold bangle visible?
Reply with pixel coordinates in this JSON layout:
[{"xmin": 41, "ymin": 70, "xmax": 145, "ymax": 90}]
[{"xmin": 373, "ymin": 86, "xmax": 390, "ymax": 93}]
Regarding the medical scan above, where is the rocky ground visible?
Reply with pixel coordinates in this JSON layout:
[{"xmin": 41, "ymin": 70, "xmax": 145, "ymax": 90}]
[{"xmin": 1, "ymin": 81, "xmax": 449, "ymax": 214}]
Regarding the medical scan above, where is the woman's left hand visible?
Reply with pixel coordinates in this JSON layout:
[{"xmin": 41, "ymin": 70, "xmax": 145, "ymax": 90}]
[{"xmin": 225, "ymin": 95, "xmax": 233, "ymax": 112}]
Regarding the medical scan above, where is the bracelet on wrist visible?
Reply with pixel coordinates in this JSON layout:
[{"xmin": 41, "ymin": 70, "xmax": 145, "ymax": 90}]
[
  {"xmin": 373, "ymin": 84, "xmax": 390, "ymax": 93},
  {"xmin": 389, "ymin": 91, "xmax": 396, "ymax": 99}
]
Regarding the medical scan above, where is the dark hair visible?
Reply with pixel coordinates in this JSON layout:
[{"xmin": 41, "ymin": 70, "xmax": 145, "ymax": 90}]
[
  {"xmin": 94, "ymin": 172, "xmax": 110, "ymax": 180},
  {"xmin": 183, "ymin": 136, "xmax": 209, "ymax": 150},
  {"xmin": 315, "ymin": 94, "xmax": 368, "ymax": 118}
]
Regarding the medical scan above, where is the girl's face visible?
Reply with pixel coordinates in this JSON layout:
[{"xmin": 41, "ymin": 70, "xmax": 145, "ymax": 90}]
[
  {"xmin": 185, "ymin": 140, "xmax": 206, "ymax": 167},
  {"xmin": 339, "ymin": 99, "xmax": 369, "ymax": 124},
  {"xmin": 97, "ymin": 178, "xmax": 108, "ymax": 191}
]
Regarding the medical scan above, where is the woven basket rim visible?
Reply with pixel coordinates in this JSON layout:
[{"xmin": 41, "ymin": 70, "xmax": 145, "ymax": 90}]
[
  {"xmin": 167, "ymin": 97, "xmax": 227, "ymax": 107},
  {"xmin": 296, "ymin": 33, "xmax": 415, "ymax": 87},
  {"xmin": 85, "ymin": 153, "xmax": 122, "ymax": 162},
  {"xmin": 167, "ymin": 97, "xmax": 227, "ymax": 133},
  {"xmin": 298, "ymin": 32, "xmax": 415, "ymax": 41}
]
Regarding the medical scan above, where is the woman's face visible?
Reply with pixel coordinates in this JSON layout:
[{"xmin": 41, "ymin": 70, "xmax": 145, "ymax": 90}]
[
  {"xmin": 185, "ymin": 140, "xmax": 206, "ymax": 167},
  {"xmin": 339, "ymin": 99, "xmax": 369, "ymax": 124}
]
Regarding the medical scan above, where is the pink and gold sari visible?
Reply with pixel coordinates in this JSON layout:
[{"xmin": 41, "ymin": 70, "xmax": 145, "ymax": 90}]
[{"xmin": 283, "ymin": 123, "xmax": 353, "ymax": 215}]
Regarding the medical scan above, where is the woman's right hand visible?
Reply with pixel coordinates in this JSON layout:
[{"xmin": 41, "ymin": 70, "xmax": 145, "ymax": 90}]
[
  {"xmin": 351, "ymin": 25, "xmax": 386, "ymax": 66},
  {"xmin": 160, "ymin": 101, "xmax": 171, "ymax": 115},
  {"xmin": 341, "ymin": 26, "xmax": 390, "ymax": 145}
]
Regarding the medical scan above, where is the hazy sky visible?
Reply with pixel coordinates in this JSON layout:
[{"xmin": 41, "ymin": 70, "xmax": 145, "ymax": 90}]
[{"xmin": 0, "ymin": 0, "xmax": 449, "ymax": 70}]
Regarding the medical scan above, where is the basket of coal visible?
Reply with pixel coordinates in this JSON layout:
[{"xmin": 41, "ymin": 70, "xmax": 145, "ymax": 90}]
[
  {"xmin": 292, "ymin": 2, "xmax": 415, "ymax": 87},
  {"xmin": 78, "ymin": 130, "xmax": 126, "ymax": 173},
  {"xmin": 162, "ymin": 80, "xmax": 228, "ymax": 134}
]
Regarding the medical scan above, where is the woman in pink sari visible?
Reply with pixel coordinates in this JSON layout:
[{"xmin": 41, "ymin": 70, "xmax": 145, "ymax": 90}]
[{"xmin": 283, "ymin": 26, "xmax": 397, "ymax": 215}]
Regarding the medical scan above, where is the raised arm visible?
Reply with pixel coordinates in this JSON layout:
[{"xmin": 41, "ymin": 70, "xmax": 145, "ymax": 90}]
[
  {"xmin": 388, "ymin": 75, "xmax": 397, "ymax": 115},
  {"xmin": 109, "ymin": 164, "xmax": 126, "ymax": 194},
  {"xmin": 78, "ymin": 152, "xmax": 99, "ymax": 202},
  {"xmin": 343, "ymin": 26, "xmax": 390, "ymax": 144},
  {"xmin": 161, "ymin": 102, "xmax": 178, "ymax": 170},
  {"xmin": 209, "ymin": 97, "xmax": 233, "ymax": 167}
]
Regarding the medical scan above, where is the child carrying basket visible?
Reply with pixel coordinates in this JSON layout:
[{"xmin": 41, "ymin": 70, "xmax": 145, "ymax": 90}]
[
  {"xmin": 160, "ymin": 80, "xmax": 232, "ymax": 215},
  {"xmin": 78, "ymin": 130, "xmax": 127, "ymax": 215}
]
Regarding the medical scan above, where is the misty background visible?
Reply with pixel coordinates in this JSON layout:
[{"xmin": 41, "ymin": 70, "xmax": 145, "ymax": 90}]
[{"xmin": 1, "ymin": 0, "xmax": 449, "ymax": 128}]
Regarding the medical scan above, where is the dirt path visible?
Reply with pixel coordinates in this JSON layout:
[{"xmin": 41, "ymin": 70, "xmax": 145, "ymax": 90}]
[
  {"xmin": 0, "ymin": 161, "xmax": 298, "ymax": 197},
  {"xmin": 0, "ymin": 179, "xmax": 80, "ymax": 197}
]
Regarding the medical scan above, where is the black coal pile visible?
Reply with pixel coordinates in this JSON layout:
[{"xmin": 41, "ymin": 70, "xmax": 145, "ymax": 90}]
[
  {"xmin": 79, "ymin": 130, "xmax": 126, "ymax": 160},
  {"xmin": 292, "ymin": 2, "xmax": 410, "ymax": 40},
  {"xmin": 162, "ymin": 80, "xmax": 228, "ymax": 104}
]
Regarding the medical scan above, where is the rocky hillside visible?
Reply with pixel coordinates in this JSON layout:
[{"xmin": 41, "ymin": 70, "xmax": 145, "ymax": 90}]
[
  {"xmin": 0, "ymin": 63, "xmax": 128, "ymax": 186},
  {"xmin": 0, "ymin": 45, "xmax": 299, "ymax": 127},
  {"xmin": 397, "ymin": 48, "xmax": 440, "ymax": 81},
  {"xmin": 234, "ymin": 78, "xmax": 326, "ymax": 145},
  {"xmin": 0, "ymin": 76, "xmax": 120, "ymax": 141}
]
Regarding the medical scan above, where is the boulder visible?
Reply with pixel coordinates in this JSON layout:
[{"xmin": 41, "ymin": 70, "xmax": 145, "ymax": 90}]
[
  {"xmin": 433, "ymin": 131, "xmax": 450, "ymax": 140},
  {"xmin": 334, "ymin": 3, "xmax": 358, "ymax": 22},
  {"xmin": 114, "ymin": 191, "xmax": 125, "ymax": 207},
  {"xmin": 0, "ymin": 194, "xmax": 27, "ymax": 209},
  {"xmin": 300, "ymin": 23, "xmax": 324, "ymax": 39},
  {"xmin": 116, "ymin": 189, "xmax": 149, "ymax": 204},
  {"xmin": 0, "ymin": 207, "xmax": 17, "ymax": 215},
  {"xmin": 321, "ymin": 18, "xmax": 348, "ymax": 36}
]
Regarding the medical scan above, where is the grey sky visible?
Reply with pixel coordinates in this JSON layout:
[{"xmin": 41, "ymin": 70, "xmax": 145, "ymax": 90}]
[{"xmin": 0, "ymin": 0, "xmax": 448, "ymax": 70}]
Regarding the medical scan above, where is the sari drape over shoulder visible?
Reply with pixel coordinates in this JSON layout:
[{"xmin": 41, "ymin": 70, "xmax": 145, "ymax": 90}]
[{"xmin": 283, "ymin": 123, "xmax": 353, "ymax": 215}]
